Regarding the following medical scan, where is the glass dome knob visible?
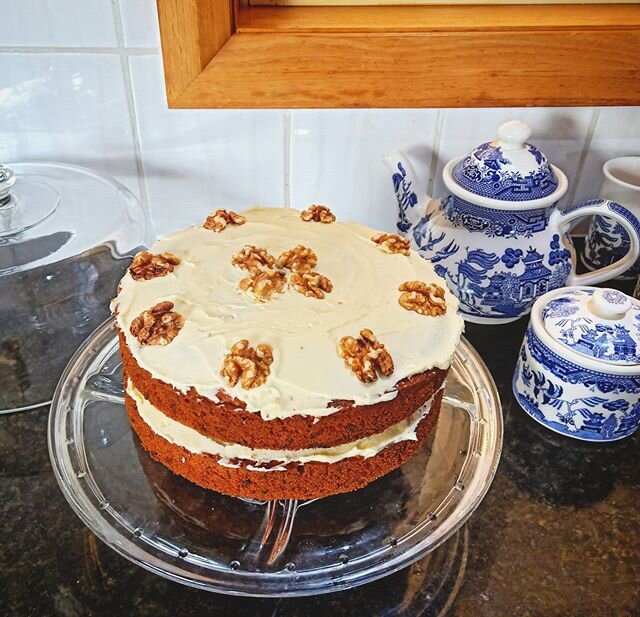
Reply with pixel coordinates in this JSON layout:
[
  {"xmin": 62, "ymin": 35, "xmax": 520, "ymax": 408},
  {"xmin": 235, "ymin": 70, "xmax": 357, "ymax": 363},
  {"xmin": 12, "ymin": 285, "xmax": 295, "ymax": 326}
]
[{"xmin": 495, "ymin": 120, "xmax": 532, "ymax": 152}]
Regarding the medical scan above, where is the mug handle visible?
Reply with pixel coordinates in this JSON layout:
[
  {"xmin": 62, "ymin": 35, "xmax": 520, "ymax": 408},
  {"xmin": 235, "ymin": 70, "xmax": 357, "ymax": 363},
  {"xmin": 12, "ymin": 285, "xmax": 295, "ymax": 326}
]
[{"xmin": 549, "ymin": 199, "xmax": 640, "ymax": 286}]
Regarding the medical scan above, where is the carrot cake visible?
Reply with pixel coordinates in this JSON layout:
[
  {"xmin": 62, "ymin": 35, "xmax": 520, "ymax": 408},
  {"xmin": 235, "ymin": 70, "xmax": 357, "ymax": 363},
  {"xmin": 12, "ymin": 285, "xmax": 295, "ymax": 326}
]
[{"xmin": 112, "ymin": 206, "xmax": 463, "ymax": 500}]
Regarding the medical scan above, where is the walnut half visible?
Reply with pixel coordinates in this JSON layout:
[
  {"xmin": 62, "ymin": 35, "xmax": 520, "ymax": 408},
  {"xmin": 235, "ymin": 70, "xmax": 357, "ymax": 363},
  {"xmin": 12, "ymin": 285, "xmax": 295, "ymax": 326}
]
[
  {"xmin": 129, "ymin": 251, "xmax": 181, "ymax": 281},
  {"xmin": 130, "ymin": 301, "xmax": 184, "ymax": 346},
  {"xmin": 277, "ymin": 245, "xmax": 317, "ymax": 272},
  {"xmin": 232, "ymin": 245, "xmax": 276, "ymax": 272},
  {"xmin": 371, "ymin": 233, "xmax": 410, "ymax": 256},
  {"xmin": 290, "ymin": 271, "xmax": 333, "ymax": 299},
  {"xmin": 398, "ymin": 281, "xmax": 447, "ymax": 316},
  {"xmin": 338, "ymin": 328, "xmax": 394, "ymax": 383},
  {"xmin": 203, "ymin": 209, "xmax": 246, "ymax": 232},
  {"xmin": 238, "ymin": 268, "xmax": 287, "ymax": 301},
  {"xmin": 221, "ymin": 339, "xmax": 273, "ymax": 389},
  {"xmin": 300, "ymin": 204, "xmax": 336, "ymax": 223}
]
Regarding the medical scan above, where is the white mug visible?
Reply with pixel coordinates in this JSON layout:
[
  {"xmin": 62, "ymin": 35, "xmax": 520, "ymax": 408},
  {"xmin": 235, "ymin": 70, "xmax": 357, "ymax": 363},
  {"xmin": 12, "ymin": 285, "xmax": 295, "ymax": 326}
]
[{"xmin": 584, "ymin": 156, "xmax": 640, "ymax": 279}]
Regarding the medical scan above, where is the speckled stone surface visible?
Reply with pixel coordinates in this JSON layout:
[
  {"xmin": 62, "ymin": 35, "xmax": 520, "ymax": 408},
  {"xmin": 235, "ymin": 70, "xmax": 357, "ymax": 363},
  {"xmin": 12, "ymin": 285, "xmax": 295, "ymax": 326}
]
[{"xmin": 1, "ymin": 281, "xmax": 639, "ymax": 617}]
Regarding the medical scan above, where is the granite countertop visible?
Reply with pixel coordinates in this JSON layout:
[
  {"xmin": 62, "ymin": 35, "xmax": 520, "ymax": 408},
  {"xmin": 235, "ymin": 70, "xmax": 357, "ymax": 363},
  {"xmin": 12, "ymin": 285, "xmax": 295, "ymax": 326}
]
[{"xmin": 1, "ymin": 285, "xmax": 639, "ymax": 617}]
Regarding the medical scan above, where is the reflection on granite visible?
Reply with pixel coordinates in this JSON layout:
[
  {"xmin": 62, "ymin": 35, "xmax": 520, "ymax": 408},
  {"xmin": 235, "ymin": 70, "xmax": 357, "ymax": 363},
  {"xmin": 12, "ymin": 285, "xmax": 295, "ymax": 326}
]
[{"xmin": 1, "ymin": 280, "xmax": 639, "ymax": 616}]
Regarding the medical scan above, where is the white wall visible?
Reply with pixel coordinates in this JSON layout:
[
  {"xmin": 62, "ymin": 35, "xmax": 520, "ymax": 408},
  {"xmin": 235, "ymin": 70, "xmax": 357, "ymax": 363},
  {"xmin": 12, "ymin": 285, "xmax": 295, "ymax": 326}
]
[{"xmin": 1, "ymin": 0, "xmax": 639, "ymax": 237}]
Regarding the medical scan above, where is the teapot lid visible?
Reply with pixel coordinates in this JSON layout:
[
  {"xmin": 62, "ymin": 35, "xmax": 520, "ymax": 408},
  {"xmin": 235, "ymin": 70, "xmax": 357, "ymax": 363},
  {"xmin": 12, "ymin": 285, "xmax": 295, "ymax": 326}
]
[
  {"xmin": 540, "ymin": 287, "xmax": 640, "ymax": 367},
  {"xmin": 451, "ymin": 120, "xmax": 559, "ymax": 202}
]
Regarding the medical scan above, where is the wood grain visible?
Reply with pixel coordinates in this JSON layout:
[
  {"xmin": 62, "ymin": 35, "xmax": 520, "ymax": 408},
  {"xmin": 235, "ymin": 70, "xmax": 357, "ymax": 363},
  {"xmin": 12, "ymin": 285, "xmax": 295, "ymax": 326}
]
[
  {"xmin": 237, "ymin": 5, "xmax": 640, "ymax": 33},
  {"xmin": 158, "ymin": 1, "xmax": 640, "ymax": 108},
  {"xmin": 157, "ymin": 0, "xmax": 232, "ymax": 104}
]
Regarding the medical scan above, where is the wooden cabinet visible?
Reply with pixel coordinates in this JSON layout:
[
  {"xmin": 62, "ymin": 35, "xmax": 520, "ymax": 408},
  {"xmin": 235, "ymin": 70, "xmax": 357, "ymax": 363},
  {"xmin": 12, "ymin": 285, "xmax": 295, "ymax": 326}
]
[{"xmin": 157, "ymin": 0, "xmax": 640, "ymax": 108}]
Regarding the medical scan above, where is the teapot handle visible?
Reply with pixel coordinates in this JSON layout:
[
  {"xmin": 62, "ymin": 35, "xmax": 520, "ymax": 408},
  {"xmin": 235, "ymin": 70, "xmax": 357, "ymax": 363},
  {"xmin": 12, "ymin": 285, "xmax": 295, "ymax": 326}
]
[{"xmin": 550, "ymin": 199, "xmax": 640, "ymax": 286}]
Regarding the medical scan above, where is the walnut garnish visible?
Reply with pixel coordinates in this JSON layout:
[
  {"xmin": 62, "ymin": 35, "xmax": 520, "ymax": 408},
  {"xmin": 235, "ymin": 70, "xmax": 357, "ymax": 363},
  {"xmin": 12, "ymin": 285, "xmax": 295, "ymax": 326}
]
[
  {"xmin": 290, "ymin": 271, "xmax": 333, "ymax": 299},
  {"xmin": 129, "ymin": 251, "xmax": 181, "ymax": 281},
  {"xmin": 221, "ymin": 340, "xmax": 273, "ymax": 389},
  {"xmin": 130, "ymin": 301, "xmax": 184, "ymax": 346},
  {"xmin": 238, "ymin": 268, "xmax": 287, "ymax": 301},
  {"xmin": 276, "ymin": 245, "xmax": 318, "ymax": 273},
  {"xmin": 371, "ymin": 233, "xmax": 410, "ymax": 256},
  {"xmin": 203, "ymin": 209, "xmax": 246, "ymax": 232},
  {"xmin": 300, "ymin": 204, "xmax": 336, "ymax": 223},
  {"xmin": 398, "ymin": 281, "xmax": 447, "ymax": 316},
  {"xmin": 232, "ymin": 245, "xmax": 276, "ymax": 273},
  {"xmin": 338, "ymin": 328, "xmax": 394, "ymax": 383}
]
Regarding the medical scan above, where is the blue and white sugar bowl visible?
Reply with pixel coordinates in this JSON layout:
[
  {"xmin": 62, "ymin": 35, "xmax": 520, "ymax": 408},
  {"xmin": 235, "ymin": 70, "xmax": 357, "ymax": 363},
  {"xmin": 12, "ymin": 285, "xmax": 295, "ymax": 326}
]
[
  {"xmin": 386, "ymin": 120, "xmax": 640, "ymax": 324},
  {"xmin": 514, "ymin": 286, "xmax": 640, "ymax": 441}
]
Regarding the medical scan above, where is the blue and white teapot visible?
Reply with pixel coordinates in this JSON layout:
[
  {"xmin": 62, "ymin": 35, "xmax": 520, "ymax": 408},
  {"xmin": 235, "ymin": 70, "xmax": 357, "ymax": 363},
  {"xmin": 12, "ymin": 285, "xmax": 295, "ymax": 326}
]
[{"xmin": 385, "ymin": 120, "xmax": 640, "ymax": 324}]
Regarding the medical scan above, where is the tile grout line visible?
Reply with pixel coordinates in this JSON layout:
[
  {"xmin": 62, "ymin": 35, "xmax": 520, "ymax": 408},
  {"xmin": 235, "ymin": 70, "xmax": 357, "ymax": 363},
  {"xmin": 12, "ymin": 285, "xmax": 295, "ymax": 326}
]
[
  {"xmin": 283, "ymin": 110, "xmax": 292, "ymax": 208},
  {"xmin": 565, "ymin": 107, "xmax": 601, "ymax": 208},
  {"xmin": 0, "ymin": 46, "xmax": 159, "ymax": 54},
  {"xmin": 427, "ymin": 109, "xmax": 445, "ymax": 197},
  {"xmin": 111, "ymin": 0, "xmax": 153, "ymax": 230}
]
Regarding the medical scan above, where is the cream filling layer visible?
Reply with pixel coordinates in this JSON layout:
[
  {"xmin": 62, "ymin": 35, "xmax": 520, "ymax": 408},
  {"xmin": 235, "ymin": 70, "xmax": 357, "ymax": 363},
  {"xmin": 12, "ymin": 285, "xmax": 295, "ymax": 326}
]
[
  {"xmin": 127, "ymin": 380, "xmax": 437, "ymax": 472},
  {"xmin": 114, "ymin": 207, "xmax": 463, "ymax": 420}
]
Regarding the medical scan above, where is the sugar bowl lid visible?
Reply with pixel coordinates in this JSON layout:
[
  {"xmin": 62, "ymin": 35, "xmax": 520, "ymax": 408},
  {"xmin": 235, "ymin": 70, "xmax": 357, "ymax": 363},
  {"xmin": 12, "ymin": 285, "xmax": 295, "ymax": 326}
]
[
  {"xmin": 540, "ymin": 287, "xmax": 640, "ymax": 367},
  {"xmin": 451, "ymin": 120, "xmax": 559, "ymax": 202}
]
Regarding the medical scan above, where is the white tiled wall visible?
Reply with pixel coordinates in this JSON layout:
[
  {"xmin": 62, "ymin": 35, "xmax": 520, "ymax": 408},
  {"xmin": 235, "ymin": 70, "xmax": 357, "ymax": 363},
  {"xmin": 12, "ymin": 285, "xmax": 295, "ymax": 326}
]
[{"xmin": 1, "ymin": 0, "xmax": 639, "ymax": 237}]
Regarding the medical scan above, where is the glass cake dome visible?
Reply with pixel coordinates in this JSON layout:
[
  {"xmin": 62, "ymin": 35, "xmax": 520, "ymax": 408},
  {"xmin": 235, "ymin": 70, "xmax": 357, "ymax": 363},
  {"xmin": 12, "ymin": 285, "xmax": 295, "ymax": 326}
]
[{"xmin": 0, "ymin": 162, "xmax": 155, "ymax": 414}]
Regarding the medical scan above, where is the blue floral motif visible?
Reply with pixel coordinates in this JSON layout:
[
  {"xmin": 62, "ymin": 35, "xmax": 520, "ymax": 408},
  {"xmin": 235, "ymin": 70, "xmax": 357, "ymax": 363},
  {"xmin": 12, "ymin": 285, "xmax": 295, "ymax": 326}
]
[
  {"xmin": 528, "ymin": 144, "xmax": 545, "ymax": 165},
  {"xmin": 548, "ymin": 234, "xmax": 571, "ymax": 265},
  {"xmin": 525, "ymin": 328, "xmax": 640, "ymax": 393},
  {"xmin": 513, "ymin": 336, "xmax": 640, "ymax": 440},
  {"xmin": 411, "ymin": 208, "xmax": 460, "ymax": 264},
  {"xmin": 543, "ymin": 289, "xmax": 640, "ymax": 364},
  {"xmin": 603, "ymin": 399, "xmax": 630, "ymax": 412},
  {"xmin": 602, "ymin": 289, "xmax": 627, "ymax": 305},
  {"xmin": 393, "ymin": 162, "xmax": 419, "ymax": 234},
  {"xmin": 443, "ymin": 195, "xmax": 552, "ymax": 238},
  {"xmin": 609, "ymin": 201, "xmax": 640, "ymax": 242},
  {"xmin": 452, "ymin": 141, "xmax": 558, "ymax": 202},
  {"xmin": 559, "ymin": 322, "xmax": 638, "ymax": 363},
  {"xmin": 543, "ymin": 297, "xmax": 580, "ymax": 319},
  {"xmin": 435, "ymin": 234, "xmax": 572, "ymax": 320},
  {"xmin": 501, "ymin": 248, "xmax": 523, "ymax": 268}
]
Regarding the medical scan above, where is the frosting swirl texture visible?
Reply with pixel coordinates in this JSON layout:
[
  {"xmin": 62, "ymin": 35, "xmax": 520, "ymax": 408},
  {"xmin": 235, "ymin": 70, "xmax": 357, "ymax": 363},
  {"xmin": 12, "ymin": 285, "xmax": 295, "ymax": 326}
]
[{"xmin": 113, "ymin": 207, "xmax": 463, "ymax": 419}]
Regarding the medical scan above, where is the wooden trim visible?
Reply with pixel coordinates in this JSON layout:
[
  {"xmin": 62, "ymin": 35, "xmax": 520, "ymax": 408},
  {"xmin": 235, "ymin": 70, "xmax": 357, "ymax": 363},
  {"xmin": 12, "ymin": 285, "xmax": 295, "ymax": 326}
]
[
  {"xmin": 236, "ymin": 5, "xmax": 640, "ymax": 32},
  {"xmin": 157, "ymin": 2, "xmax": 640, "ymax": 108},
  {"xmin": 249, "ymin": 0, "xmax": 639, "ymax": 4},
  {"xmin": 158, "ymin": 0, "xmax": 232, "ymax": 103}
]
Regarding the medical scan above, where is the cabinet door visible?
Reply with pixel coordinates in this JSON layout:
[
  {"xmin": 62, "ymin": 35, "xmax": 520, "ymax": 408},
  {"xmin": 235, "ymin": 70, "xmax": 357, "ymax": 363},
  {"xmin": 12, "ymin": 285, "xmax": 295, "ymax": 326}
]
[{"xmin": 158, "ymin": 1, "xmax": 640, "ymax": 108}]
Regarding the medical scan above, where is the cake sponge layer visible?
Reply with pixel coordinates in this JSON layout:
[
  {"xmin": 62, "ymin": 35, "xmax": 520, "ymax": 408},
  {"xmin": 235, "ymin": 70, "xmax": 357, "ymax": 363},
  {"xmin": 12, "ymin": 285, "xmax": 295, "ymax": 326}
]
[
  {"xmin": 120, "ymin": 328, "xmax": 446, "ymax": 451},
  {"xmin": 124, "ymin": 389, "xmax": 444, "ymax": 501}
]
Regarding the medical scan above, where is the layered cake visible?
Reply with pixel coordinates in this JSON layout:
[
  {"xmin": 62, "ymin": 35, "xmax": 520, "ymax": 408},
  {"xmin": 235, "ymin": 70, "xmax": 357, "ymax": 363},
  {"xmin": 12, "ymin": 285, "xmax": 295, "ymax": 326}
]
[{"xmin": 112, "ymin": 206, "xmax": 463, "ymax": 500}]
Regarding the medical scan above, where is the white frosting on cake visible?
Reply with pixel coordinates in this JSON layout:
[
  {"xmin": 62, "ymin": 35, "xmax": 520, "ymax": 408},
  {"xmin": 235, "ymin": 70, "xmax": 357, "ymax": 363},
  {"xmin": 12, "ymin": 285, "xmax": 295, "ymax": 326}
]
[
  {"xmin": 113, "ymin": 207, "xmax": 463, "ymax": 420},
  {"xmin": 127, "ymin": 380, "xmax": 437, "ymax": 471}
]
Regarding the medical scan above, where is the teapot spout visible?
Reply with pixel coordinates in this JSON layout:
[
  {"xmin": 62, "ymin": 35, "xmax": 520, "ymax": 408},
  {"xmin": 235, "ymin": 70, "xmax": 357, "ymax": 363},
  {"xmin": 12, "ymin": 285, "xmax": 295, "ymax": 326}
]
[{"xmin": 383, "ymin": 150, "xmax": 433, "ymax": 234}]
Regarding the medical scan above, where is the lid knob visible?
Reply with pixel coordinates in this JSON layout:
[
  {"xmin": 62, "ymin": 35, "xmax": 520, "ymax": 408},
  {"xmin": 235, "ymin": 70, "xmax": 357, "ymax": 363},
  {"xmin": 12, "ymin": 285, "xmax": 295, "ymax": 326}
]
[
  {"xmin": 589, "ymin": 288, "xmax": 632, "ymax": 320},
  {"xmin": 496, "ymin": 120, "xmax": 531, "ymax": 152},
  {"xmin": 0, "ymin": 164, "xmax": 16, "ymax": 205}
]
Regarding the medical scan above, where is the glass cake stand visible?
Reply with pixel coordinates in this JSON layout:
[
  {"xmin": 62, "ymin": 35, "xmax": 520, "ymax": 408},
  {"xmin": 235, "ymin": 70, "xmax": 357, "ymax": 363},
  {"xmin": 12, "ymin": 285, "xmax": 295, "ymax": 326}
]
[{"xmin": 48, "ymin": 318, "xmax": 502, "ymax": 598}]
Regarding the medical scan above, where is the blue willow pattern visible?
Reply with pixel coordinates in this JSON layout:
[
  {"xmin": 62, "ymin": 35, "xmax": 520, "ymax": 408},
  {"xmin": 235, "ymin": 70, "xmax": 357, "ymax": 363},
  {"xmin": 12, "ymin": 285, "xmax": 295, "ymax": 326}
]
[
  {"xmin": 514, "ymin": 329, "xmax": 640, "ymax": 440},
  {"xmin": 452, "ymin": 142, "xmax": 557, "ymax": 202}
]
